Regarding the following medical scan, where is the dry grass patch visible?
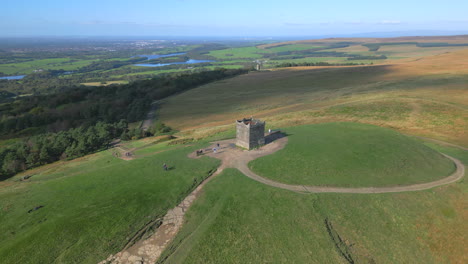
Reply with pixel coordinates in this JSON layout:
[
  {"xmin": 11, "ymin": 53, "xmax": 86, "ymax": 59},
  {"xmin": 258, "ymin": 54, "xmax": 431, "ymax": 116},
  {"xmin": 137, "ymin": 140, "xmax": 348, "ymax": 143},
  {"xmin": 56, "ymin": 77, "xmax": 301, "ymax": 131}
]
[
  {"xmin": 81, "ymin": 80, "xmax": 128, "ymax": 86},
  {"xmin": 383, "ymin": 49, "xmax": 468, "ymax": 78},
  {"xmin": 160, "ymin": 50, "xmax": 468, "ymax": 145},
  {"xmin": 258, "ymin": 35, "xmax": 468, "ymax": 49}
]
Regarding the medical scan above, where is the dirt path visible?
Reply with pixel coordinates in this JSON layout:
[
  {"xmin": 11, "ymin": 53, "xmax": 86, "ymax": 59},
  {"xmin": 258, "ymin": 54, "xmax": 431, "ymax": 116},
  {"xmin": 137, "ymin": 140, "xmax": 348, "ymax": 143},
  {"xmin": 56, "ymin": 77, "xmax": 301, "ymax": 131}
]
[
  {"xmin": 205, "ymin": 137, "xmax": 465, "ymax": 194},
  {"xmin": 112, "ymin": 140, "xmax": 193, "ymax": 162},
  {"xmin": 140, "ymin": 101, "xmax": 159, "ymax": 131},
  {"xmin": 112, "ymin": 145, "xmax": 137, "ymax": 160},
  {"xmin": 412, "ymin": 135, "xmax": 468, "ymax": 151},
  {"xmin": 100, "ymin": 136, "xmax": 465, "ymax": 264},
  {"xmin": 99, "ymin": 165, "xmax": 223, "ymax": 264}
]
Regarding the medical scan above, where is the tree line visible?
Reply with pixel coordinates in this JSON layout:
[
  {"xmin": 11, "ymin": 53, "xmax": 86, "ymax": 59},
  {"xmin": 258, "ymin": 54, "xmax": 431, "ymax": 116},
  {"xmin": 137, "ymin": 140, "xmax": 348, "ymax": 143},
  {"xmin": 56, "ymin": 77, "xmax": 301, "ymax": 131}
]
[
  {"xmin": 0, "ymin": 68, "xmax": 248, "ymax": 179},
  {"xmin": 0, "ymin": 68, "xmax": 248, "ymax": 138},
  {"xmin": 0, "ymin": 121, "xmax": 127, "ymax": 178}
]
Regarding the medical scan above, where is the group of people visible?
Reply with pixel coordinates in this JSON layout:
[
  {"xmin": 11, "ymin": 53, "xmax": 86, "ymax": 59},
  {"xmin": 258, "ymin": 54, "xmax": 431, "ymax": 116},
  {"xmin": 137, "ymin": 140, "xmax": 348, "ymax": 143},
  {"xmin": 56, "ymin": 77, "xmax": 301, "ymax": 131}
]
[
  {"xmin": 196, "ymin": 143, "xmax": 221, "ymax": 155},
  {"xmin": 213, "ymin": 143, "xmax": 220, "ymax": 153},
  {"xmin": 163, "ymin": 143, "xmax": 222, "ymax": 172}
]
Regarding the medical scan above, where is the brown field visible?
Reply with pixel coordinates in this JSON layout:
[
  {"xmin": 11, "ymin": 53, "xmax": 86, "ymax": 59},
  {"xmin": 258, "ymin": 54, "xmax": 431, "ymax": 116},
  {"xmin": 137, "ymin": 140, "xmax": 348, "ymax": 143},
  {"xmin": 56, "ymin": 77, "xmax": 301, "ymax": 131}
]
[
  {"xmin": 159, "ymin": 48, "xmax": 468, "ymax": 146},
  {"xmin": 258, "ymin": 35, "xmax": 468, "ymax": 49}
]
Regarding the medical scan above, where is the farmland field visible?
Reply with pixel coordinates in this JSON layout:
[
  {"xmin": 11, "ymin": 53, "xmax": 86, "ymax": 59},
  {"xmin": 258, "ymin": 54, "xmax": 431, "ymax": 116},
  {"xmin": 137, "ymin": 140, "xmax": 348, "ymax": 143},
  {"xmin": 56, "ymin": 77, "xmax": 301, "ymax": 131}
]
[
  {"xmin": 207, "ymin": 46, "xmax": 265, "ymax": 59},
  {"xmin": 0, "ymin": 58, "xmax": 102, "ymax": 75},
  {"xmin": 3, "ymin": 36, "xmax": 468, "ymax": 89}
]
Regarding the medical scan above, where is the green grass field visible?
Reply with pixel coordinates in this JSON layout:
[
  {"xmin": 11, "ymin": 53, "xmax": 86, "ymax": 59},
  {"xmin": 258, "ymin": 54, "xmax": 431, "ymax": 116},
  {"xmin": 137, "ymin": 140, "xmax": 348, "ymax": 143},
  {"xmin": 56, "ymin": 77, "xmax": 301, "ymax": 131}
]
[
  {"xmin": 159, "ymin": 143, "xmax": 467, "ymax": 264},
  {"xmin": 1, "ymin": 37, "xmax": 467, "ymax": 263},
  {"xmin": 3, "ymin": 39, "xmax": 466, "ymax": 79},
  {"xmin": 205, "ymin": 41, "xmax": 468, "ymax": 69},
  {"xmin": 0, "ymin": 142, "xmax": 219, "ymax": 264},
  {"xmin": 207, "ymin": 46, "xmax": 264, "ymax": 59},
  {"xmin": 0, "ymin": 58, "xmax": 101, "ymax": 75},
  {"xmin": 249, "ymin": 123, "xmax": 455, "ymax": 187},
  {"xmin": 264, "ymin": 44, "xmax": 325, "ymax": 52}
]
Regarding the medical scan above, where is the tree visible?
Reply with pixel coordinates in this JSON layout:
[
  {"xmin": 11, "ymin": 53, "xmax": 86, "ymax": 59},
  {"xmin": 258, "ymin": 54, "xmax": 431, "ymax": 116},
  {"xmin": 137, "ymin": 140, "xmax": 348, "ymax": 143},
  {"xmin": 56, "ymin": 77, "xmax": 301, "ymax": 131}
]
[
  {"xmin": 39, "ymin": 146, "xmax": 51, "ymax": 164},
  {"xmin": 2, "ymin": 151, "xmax": 21, "ymax": 175}
]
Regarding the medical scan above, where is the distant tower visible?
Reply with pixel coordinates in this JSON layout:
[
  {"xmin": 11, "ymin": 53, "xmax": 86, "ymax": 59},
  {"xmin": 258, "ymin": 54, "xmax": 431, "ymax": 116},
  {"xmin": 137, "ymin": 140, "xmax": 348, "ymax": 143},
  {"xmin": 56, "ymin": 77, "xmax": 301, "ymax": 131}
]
[
  {"xmin": 254, "ymin": 60, "xmax": 267, "ymax": 71},
  {"xmin": 236, "ymin": 118, "xmax": 265, "ymax": 150}
]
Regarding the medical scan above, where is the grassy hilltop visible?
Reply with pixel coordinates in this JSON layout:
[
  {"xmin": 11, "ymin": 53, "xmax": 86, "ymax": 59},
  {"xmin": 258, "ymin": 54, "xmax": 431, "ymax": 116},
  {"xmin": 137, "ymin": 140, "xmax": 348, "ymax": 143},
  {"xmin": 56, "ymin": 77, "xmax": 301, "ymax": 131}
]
[
  {"xmin": 154, "ymin": 38, "xmax": 467, "ymax": 263},
  {"xmin": 249, "ymin": 123, "xmax": 455, "ymax": 187},
  {"xmin": 0, "ymin": 36, "xmax": 467, "ymax": 263},
  {"xmin": 160, "ymin": 143, "xmax": 467, "ymax": 263}
]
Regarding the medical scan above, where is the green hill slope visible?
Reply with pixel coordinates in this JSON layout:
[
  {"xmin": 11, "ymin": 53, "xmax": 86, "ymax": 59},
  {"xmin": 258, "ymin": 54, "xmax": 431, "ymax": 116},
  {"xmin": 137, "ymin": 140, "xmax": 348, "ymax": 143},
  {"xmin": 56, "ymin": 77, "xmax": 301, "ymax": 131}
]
[
  {"xmin": 249, "ymin": 123, "xmax": 455, "ymax": 187},
  {"xmin": 159, "ymin": 144, "xmax": 466, "ymax": 263},
  {"xmin": 0, "ymin": 143, "xmax": 219, "ymax": 264}
]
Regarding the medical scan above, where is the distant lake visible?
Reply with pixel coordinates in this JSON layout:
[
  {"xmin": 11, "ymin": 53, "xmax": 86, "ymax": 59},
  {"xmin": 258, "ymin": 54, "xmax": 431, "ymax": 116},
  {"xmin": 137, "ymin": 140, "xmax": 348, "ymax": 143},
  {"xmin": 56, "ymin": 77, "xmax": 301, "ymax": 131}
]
[
  {"xmin": 0, "ymin": 75, "xmax": 26, "ymax": 80},
  {"xmin": 132, "ymin": 53, "xmax": 187, "ymax": 60},
  {"xmin": 132, "ymin": 52, "xmax": 214, "ymax": 67},
  {"xmin": 134, "ymin": 59, "xmax": 214, "ymax": 67}
]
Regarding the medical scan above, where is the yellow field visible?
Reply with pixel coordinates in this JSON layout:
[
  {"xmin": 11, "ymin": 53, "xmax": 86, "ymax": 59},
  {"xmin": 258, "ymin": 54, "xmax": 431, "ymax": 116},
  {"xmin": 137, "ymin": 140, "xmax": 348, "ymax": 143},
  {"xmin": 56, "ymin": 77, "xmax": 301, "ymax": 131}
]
[
  {"xmin": 81, "ymin": 80, "xmax": 128, "ymax": 86},
  {"xmin": 257, "ymin": 35, "xmax": 468, "ymax": 49}
]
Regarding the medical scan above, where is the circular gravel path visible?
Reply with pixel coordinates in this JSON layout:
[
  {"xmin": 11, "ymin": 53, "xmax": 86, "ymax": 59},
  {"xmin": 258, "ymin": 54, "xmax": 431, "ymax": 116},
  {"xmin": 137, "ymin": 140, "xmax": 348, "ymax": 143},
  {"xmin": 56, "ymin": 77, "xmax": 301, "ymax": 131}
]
[{"xmin": 205, "ymin": 137, "xmax": 465, "ymax": 194}]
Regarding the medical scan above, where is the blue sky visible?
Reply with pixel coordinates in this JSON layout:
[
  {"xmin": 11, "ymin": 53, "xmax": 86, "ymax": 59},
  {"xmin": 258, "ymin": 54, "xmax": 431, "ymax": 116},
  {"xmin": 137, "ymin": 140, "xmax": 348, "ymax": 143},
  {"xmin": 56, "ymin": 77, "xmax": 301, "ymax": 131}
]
[{"xmin": 2, "ymin": 0, "xmax": 468, "ymax": 37}]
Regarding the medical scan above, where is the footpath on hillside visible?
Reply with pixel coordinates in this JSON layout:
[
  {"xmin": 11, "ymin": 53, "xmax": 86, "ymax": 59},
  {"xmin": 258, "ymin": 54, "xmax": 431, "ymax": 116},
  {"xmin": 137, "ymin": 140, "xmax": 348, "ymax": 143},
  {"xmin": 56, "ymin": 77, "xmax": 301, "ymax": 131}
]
[
  {"xmin": 197, "ymin": 136, "xmax": 465, "ymax": 194},
  {"xmin": 102, "ymin": 134, "xmax": 465, "ymax": 263}
]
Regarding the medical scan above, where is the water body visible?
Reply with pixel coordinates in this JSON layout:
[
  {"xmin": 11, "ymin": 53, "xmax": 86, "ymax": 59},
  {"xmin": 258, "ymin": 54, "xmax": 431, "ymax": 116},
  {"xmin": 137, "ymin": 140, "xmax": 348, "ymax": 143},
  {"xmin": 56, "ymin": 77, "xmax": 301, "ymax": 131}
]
[
  {"xmin": 133, "ymin": 52, "xmax": 214, "ymax": 67},
  {"xmin": 133, "ymin": 53, "xmax": 187, "ymax": 60},
  {"xmin": 134, "ymin": 59, "xmax": 215, "ymax": 67},
  {"xmin": 0, "ymin": 75, "xmax": 26, "ymax": 80}
]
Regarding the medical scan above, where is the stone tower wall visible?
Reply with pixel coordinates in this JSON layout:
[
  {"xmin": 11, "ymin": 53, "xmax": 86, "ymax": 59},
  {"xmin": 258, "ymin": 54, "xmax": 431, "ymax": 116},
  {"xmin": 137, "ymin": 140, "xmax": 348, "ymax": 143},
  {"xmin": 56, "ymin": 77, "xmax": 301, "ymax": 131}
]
[
  {"xmin": 236, "ymin": 121, "xmax": 250, "ymax": 149},
  {"xmin": 249, "ymin": 122, "xmax": 265, "ymax": 148},
  {"xmin": 236, "ymin": 118, "xmax": 265, "ymax": 149}
]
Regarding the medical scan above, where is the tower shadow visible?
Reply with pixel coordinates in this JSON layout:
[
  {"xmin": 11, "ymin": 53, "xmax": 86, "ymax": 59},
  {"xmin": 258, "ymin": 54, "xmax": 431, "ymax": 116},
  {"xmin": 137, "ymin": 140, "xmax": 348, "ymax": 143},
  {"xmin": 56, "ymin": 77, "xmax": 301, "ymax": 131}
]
[{"xmin": 264, "ymin": 131, "xmax": 290, "ymax": 145}]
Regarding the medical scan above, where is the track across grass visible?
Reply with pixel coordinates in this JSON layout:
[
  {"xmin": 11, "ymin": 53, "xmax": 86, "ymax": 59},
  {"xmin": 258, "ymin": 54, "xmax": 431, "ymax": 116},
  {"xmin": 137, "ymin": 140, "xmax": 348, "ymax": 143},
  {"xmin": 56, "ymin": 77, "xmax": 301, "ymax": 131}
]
[
  {"xmin": 0, "ymin": 143, "xmax": 219, "ymax": 264},
  {"xmin": 249, "ymin": 123, "xmax": 455, "ymax": 187},
  {"xmin": 158, "ymin": 142, "xmax": 467, "ymax": 263}
]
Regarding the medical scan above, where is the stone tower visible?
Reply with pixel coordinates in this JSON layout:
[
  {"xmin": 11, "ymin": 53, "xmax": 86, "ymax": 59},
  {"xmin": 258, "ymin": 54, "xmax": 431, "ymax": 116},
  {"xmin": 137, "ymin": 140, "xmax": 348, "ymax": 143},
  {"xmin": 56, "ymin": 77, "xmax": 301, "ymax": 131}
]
[{"xmin": 236, "ymin": 118, "xmax": 265, "ymax": 150}]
